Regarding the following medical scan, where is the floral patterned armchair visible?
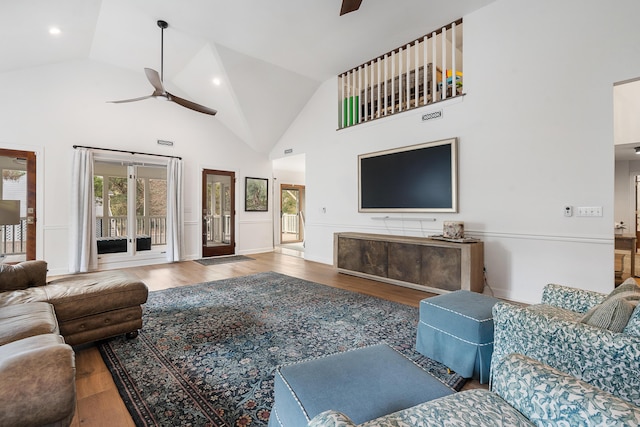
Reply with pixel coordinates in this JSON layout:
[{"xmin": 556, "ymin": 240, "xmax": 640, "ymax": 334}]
[
  {"xmin": 492, "ymin": 281, "xmax": 640, "ymax": 407},
  {"xmin": 308, "ymin": 353, "xmax": 640, "ymax": 426}
]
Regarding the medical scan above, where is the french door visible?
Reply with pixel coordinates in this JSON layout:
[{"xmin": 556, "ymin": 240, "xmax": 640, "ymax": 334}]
[
  {"xmin": 93, "ymin": 160, "xmax": 167, "ymax": 255},
  {"xmin": 202, "ymin": 169, "xmax": 235, "ymax": 257},
  {"xmin": 0, "ymin": 149, "xmax": 36, "ymax": 261}
]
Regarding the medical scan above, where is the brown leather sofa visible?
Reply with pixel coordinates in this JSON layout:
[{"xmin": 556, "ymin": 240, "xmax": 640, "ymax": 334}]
[{"xmin": 0, "ymin": 261, "xmax": 149, "ymax": 426}]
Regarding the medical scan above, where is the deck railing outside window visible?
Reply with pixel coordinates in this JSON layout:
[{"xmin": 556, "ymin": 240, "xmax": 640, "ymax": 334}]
[
  {"xmin": 0, "ymin": 218, "xmax": 26, "ymax": 255},
  {"xmin": 338, "ymin": 19, "xmax": 462, "ymax": 129},
  {"xmin": 96, "ymin": 215, "xmax": 167, "ymax": 246},
  {"xmin": 281, "ymin": 213, "xmax": 299, "ymax": 235}
]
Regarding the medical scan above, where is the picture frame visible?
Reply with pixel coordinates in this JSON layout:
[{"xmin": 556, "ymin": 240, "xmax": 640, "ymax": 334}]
[{"xmin": 245, "ymin": 177, "xmax": 268, "ymax": 211}]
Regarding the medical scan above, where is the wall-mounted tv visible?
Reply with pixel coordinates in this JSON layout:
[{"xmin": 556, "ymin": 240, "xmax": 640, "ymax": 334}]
[{"xmin": 358, "ymin": 138, "xmax": 458, "ymax": 213}]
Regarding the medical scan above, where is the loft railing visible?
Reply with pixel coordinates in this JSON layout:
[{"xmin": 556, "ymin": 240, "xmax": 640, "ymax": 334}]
[{"xmin": 338, "ymin": 19, "xmax": 463, "ymax": 129}]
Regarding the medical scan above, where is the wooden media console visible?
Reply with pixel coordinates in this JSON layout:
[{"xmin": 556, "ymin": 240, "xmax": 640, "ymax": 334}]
[{"xmin": 334, "ymin": 232, "xmax": 484, "ymax": 294}]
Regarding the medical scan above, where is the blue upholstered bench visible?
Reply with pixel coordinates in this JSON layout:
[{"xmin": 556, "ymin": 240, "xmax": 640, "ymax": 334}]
[
  {"xmin": 416, "ymin": 290, "xmax": 500, "ymax": 384},
  {"xmin": 269, "ymin": 344, "xmax": 455, "ymax": 427}
]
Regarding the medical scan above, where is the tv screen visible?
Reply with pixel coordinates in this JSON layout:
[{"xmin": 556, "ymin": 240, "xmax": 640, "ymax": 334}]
[{"xmin": 358, "ymin": 138, "xmax": 458, "ymax": 213}]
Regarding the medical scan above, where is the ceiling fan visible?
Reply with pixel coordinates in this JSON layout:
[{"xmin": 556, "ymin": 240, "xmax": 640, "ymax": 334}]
[
  {"xmin": 340, "ymin": 0, "xmax": 363, "ymax": 15},
  {"xmin": 109, "ymin": 20, "xmax": 217, "ymax": 116}
]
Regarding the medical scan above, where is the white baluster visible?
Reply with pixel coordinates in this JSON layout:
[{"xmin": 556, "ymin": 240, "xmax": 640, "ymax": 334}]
[
  {"xmin": 370, "ymin": 61, "xmax": 375, "ymax": 119},
  {"xmin": 377, "ymin": 57, "xmax": 382, "ymax": 117},
  {"xmin": 452, "ymin": 22, "xmax": 456, "ymax": 97},
  {"xmin": 432, "ymin": 32, "xmax": 437, "ymax": 101},
  {"xmin": 406, "ymin": 43, "xmax": 411, "ymax": 109},
  {"xmin": 363, "ymin": 63, "xmax": 368, "ymax": 121},
  {"xmin": 340, "ymin": 74, "xmax": 345, "ymax": 128},
  {"xmin": 414, "ymin": 40, "xmax": 419, "ymax": 108},
  {"xmin": 423, "ymin": 36, "xmax": 428, "ymax": 105},
  {"xmin": 398, "ymin": 47, "xmax": 403, "ymax": 111},
  {"xmin": 357, "ymin": 66, "xmax": 362, "ymax": 123},
  {"xmin": 442, "ymin": 26, "xmax": 447, "ymax": 100},
  {"xmin": 391, "ymin": 51, "xmax": 395, "ymax": 114}
]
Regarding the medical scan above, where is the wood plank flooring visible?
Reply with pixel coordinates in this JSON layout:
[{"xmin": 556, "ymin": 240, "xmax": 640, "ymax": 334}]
[{"xmin": 68, "ymin": 251, "xmax": 485, "ymax": 426}]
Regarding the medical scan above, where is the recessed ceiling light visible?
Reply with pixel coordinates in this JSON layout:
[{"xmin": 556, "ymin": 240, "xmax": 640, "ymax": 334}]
[
  {"xmin": 49, "ymin": 27, "xmax": 62, "ymax": 35},
  {"xmin": 212, "ymin": 77, "xmax": 221, "ymax": 86}
]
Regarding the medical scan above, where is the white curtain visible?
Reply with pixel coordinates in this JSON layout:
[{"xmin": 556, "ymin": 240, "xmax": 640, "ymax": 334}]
[
  {"xmin": 166, "ymin": 157, "xmax": 184, "ymax": 262},
  {"xmin": 69, "ymin": 148, "xmax": 97, "ymax": 273}
]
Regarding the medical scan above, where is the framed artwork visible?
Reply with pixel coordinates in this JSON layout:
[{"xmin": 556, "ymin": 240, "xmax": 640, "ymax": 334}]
[{"xmin": 245, "ymin": 177, "xmax": 268, "ymax": 211}]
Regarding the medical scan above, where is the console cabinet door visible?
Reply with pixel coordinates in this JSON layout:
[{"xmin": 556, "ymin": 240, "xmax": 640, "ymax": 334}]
[
  {"xmin": 337, "ymin": 236, "xmax": 388, "ymax": 277},
  {"xmin": 388, "ymin": 242, "xmax": 421, "ymax": 284},
  {"xmin": 420, "ymin": 246, "xmax": 461, "ymax": 291}
]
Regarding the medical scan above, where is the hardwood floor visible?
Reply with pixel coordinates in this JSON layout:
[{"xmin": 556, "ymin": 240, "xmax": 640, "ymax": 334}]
[{"xmin": 68, "ymin": 251, "xmax": 485, "ymax": 426}]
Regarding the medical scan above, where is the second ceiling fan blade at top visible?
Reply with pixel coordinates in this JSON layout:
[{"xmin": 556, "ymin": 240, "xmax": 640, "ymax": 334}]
[{"xmin": 340, "ymin": 0, "xmax": 363, "ymax": 15}]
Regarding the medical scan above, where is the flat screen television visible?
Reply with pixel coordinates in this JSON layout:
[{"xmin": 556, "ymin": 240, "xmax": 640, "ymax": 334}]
[{"xmin": 358, "ymin": 138, "xmax": 458, "ymax": 213}]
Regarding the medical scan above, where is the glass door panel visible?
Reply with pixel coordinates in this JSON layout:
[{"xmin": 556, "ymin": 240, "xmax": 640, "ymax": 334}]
[
  {"xmin": 0, "ymin": 149, "xmax": 35, "ymax": 261},
  {"xmin": 202, "ymin": 169, "xmax": 235, "ymax": 257}
]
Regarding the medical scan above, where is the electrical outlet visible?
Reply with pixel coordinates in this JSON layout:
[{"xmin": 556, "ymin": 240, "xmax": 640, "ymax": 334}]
[{"xmin": 564, "ymin": 206, "xmax": 573, "ymax": 217}]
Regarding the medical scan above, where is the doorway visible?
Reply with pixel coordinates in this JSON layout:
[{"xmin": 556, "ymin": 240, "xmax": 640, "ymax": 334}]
[
  {"xmin": 280, "ymin": 184, "xmax": 305, "ymax": 245},
  {"xmin": 0, "ymin": 149, "xmax": 36, "ymax": 261},
  {"xmin": 202, "ymin": 169, "xmax": 235, "ymax": 257}
]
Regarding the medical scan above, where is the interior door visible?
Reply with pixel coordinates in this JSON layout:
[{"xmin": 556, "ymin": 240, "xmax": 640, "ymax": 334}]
[
  {"xmin": 202, "ymin": 169, "xmax": 235, "ymax": 257},
  {"xmin": 280, "ymin": 184, "xmax": 305, "ymax": 244},
  {"xmin": 0, "ymin": 149, "xmax": 36, "ymax": 261}
]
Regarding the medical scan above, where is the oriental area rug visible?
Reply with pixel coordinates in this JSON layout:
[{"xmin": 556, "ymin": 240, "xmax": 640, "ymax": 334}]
[{"xmin": 98, "ymin": 272, "xmax": 465, "ymax": 427}]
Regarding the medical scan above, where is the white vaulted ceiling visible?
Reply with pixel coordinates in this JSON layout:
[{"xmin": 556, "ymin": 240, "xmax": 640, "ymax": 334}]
[{"xmin": 1, "ymin": 0, "xmax": 495, "ymax": 153}]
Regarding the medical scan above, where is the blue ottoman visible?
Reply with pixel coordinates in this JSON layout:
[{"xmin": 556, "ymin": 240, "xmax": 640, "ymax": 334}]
[
  {"xmin": 416, "ymin": 290, "xmax": 500, "ymax": 384},
  {"xmin": 269, "ymin": 344, "xmax": 454, "ymax": 427}
]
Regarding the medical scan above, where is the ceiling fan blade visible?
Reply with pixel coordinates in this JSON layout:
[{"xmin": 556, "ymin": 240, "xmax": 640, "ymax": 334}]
[
  {"xmin": 168, "ymin": 92, "xmax": 218, "ymax": 116},
  {"xmin": 144, "ymin": 68, "xmax": 165, "ymax": 94},
  {"xmin": 340, "ymin": 0, "xmax": 363, "ymax": 15},
  {"xmin": 108, "ymin": 95, "xmax": 154, "ymax": 104}
]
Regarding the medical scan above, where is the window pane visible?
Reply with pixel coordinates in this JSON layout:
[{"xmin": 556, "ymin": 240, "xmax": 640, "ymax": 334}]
[{"xmin": 149, "ymin": 178, "xmax": 167, "ymax": 216}]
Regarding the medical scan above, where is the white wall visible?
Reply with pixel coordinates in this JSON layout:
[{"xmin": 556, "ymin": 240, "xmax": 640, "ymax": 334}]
[
  {"xmin": 272, "ymin": 0, "xmax": 640, "ymax": 303},
  {"xmin": 0, "ymin": 59, "xmax": 273, "ymax": 275}
]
